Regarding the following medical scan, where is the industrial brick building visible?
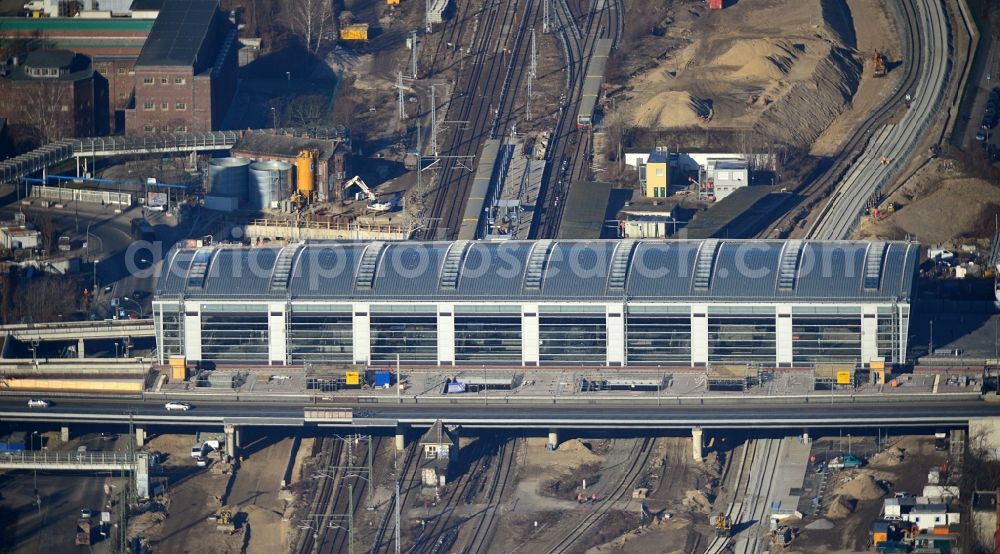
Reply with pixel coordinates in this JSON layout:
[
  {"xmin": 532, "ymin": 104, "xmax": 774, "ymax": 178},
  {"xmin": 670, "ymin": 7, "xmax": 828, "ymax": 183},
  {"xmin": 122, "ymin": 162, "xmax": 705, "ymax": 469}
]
[
  {"xmin": 0, "ymin": 15, "xmax": 156, "ymax": 134},
  {"xmin": 0, "ymin": 50, "xmax": 98, "ymax": 145},
  {"xmin": 152, "ymin": 239, "xmax": 918, "ymax": 369},
  {"xmin": 125, "ymin": 0, "xmax": 238, "ymax": 134}
]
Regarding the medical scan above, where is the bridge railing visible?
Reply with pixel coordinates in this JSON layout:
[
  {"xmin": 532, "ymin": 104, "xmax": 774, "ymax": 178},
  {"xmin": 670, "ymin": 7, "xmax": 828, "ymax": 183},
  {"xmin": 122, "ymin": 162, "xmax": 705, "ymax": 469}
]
[{"xmin": 0, "ymin": 450, "xmax": 136, "ymax": 466}]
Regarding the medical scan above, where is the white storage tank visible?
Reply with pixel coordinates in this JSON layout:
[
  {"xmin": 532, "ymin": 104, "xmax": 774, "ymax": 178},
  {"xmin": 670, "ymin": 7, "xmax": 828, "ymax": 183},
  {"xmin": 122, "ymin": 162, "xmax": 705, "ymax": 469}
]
[
  {"xmin": 208, "ymin": 157, "xmax": 251, "ymax": 202},
  {"xmin": 248, "ymin": 161, "xmax": 292, "ymax": 210}
]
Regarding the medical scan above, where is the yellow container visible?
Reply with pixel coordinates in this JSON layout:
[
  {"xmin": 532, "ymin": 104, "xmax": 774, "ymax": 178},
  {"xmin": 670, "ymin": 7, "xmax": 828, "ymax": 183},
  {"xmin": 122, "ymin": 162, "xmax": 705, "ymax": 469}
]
[
  {"xmin": 168, "ymin": 356, "xmax": 185, "ymax": 367},
  {"xmin": 836, "ymin": 370, "xmax": 852, "ymax": 385},
  {"xmin": 870, "ymin": 358, "xmax": 885, "ymax": 370},
  {"xmin": 171, "ymin": 365, "xmax": 187, "ymax": 381},
  {"xmin": 345, "ymin": 371, "xmax": 361, "ymax": 386},
  {"xmin": 340, "ymin": 24, "xmax": 369, "ymax": 41}
]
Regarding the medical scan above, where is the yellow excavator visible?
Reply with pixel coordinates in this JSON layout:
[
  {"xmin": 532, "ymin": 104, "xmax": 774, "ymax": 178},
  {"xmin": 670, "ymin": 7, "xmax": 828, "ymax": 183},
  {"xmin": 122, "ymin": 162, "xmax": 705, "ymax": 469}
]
[{"xmin": 713, "ymin": 514, "xmax": 732, "ymax": 537}]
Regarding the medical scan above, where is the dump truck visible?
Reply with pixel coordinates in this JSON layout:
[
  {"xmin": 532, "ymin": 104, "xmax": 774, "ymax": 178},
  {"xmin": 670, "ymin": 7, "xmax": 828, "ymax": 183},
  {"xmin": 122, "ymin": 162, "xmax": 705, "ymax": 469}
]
[{"xmin": 75, "ymin": 519, "xmax": 93, "ymax": 545}]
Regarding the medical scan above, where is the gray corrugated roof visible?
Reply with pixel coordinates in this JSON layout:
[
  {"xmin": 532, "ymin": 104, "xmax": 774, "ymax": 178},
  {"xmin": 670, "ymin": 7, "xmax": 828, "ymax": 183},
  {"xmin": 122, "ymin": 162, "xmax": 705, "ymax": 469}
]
[
  {"xmin": 135, "ymin": 0, "xmax": 219, "ymax": 67},
  {"xmin": 154, "ymin": 239, "xmax": 919, "ymax": 303}
]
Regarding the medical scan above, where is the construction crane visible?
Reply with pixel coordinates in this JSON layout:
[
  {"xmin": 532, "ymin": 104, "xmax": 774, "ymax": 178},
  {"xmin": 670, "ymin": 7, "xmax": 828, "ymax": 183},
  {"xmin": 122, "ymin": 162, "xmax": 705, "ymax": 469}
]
[{"xmin": 344, "ymin": 175, "xmax": 392, "ymax": 212}]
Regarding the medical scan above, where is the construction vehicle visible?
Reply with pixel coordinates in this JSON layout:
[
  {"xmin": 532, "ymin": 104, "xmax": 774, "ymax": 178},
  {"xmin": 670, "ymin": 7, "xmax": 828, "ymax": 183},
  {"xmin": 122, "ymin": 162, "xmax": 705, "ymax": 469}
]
[
  {"xmin": 344, "ymin": 176, "xmax": 392, "ymax": 212},
  {"xmin": 215, "ymin": 509, "xmax": 237, "ymax": 533},
  {"xmin": 872, "ymin": 51, "xmax": 887, "ymax": 77},
  {"xmin": 828, "ymin": 454, "xmax": 864, "ymax": 469},
  {"xmin": 75, "ymin": 519, "xmax": 93, "ymax": 545},
  {"xmin": 713, "ymin": 514, "xmax": 732, "ymax": 536}
]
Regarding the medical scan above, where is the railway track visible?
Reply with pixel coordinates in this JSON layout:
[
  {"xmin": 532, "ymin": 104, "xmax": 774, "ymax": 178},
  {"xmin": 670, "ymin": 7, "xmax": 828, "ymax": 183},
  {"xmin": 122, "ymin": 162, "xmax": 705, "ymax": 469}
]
[
  {"xmin": 757, "ymin": 0, "xmax": 950, "ymax": 241},
  {"xmin": 535, "ymin": 0, "xmax": 622, "ymax": 238},
  {"xmin": 462, "ymin": 437, "xmax": 519, "ymax": 554},
  {"xmin": 296, "ymin": 437, "xmax": 345, "ymax": 554},
  {"xmin": 543, "ymin": 437, "xmax": 654, "ymax": 554},
  {"xmin": 317, "ymin": 437, "xmax": 380, "ymax": 554},
  {"xmin": 370, "ymin": 445, "xmax": 418, "ymax": 554},
  {"xmin": 807, "ymin": 0, "xmax": 950, "ymax": 240},
  {"xmin": 405, "ymin": 438, "xmax": 497, "ymax": 554},
  {"xmin": 703, "ymin": 439, "xmax": 782, "ymax": 554},
  {"xmin": 422, "ymin": 0, "xmax": 537, "ymax": 239}
]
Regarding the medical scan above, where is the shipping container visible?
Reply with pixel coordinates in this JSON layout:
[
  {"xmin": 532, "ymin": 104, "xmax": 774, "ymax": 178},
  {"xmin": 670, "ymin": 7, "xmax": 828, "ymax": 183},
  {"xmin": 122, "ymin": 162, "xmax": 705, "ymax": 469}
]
[{"xmin": 374, "ymin": 371, "xmax": 393, "ymax": 388}]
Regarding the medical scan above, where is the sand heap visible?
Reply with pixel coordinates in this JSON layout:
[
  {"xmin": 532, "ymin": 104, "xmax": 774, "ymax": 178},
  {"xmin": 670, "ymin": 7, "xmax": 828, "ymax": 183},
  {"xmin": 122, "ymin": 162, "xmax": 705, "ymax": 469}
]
[
  {"xmin": 555, "ymin": 439, "xmax": 602, "ymax": 463},
  {"xmin": 836, "ymin": 473, "xmax": 886, "ymax": 501},
  {"xmin": 717, "ymin": 39, "xmax": 800, "ymax": 81},
  {"xmin": 681, "ymin": 489, "xmax": 713, "ymax": 512},
  {"xmin": 633, "ymin": 92, "xmax": 712, "ymax": 128},
  {"xmin": 869, "ymin": 447, "xmax": 905, "ymax": 467},
  {"xmin": 826, "ymin": 495, "xmax": 857, "ymax": 519}
]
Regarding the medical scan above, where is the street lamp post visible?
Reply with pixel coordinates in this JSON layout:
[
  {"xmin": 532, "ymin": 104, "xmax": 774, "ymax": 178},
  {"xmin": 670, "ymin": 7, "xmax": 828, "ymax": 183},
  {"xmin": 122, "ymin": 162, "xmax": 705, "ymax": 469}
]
[
  {"xmin": 123, "ymin": 297, "xmax": 143, "ymax": 319},
  {"xmin": 114, "ymin": 342, "xmax": 120, "ymax": 359}
]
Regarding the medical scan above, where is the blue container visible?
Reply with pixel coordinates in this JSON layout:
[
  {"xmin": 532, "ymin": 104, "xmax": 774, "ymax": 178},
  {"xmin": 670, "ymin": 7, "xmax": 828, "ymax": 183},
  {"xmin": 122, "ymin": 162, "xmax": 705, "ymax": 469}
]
[{"xmin": 374, "ymin": 371, "xmax": 392, "ymax": 388}]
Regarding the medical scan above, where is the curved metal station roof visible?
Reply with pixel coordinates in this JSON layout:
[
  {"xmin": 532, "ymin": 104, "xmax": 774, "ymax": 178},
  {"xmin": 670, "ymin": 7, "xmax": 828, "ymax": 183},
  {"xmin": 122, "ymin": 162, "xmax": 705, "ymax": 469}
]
[{"xmin": 154, "ymin": 239, "xmax": 919, "ymax": 303}]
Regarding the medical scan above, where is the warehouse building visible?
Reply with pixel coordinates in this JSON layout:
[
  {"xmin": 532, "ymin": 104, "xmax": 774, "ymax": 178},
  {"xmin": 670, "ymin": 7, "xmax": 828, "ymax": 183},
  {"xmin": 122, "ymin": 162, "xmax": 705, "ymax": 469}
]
[{"xmin": 152, "ymin": 239, "xmax": 918, "ymax": 369}]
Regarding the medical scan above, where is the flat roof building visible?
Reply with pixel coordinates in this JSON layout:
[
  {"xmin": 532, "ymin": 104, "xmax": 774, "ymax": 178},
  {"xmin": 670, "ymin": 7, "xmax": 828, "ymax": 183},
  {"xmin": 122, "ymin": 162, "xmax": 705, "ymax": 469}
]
[{"xmin": 152, "ymin": 239, "xmax": 918, "ymax": 369}]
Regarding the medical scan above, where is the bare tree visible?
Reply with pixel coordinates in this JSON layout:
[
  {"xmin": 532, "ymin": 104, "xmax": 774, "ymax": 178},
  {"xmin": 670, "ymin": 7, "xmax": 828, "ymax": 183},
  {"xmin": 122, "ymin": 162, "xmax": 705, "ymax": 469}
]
[
  {"xmin": 17, "ymin": 79, "xmax": 72, "ymax": 145},
  {"xmin": 27, "ymin": 211, "xmax": 57, "ymax": 253},
  {"xmin": 287, "ymin": 95, "xmax": 329, "ymax": 130},
  {"xmin": 283, "ymin": 0, "xmax": 335, "ymax": 55}
]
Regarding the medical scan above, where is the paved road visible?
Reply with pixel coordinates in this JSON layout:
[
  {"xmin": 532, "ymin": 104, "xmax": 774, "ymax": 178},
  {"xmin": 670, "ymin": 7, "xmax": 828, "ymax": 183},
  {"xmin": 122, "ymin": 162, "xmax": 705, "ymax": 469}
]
[{"xmin": 2, "ymin": 397, "xmax": 998, "ymax": 428}]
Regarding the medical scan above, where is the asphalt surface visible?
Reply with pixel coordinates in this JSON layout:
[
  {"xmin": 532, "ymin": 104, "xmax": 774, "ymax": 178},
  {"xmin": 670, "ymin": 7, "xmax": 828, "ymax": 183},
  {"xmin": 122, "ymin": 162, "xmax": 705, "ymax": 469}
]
[{"xmin": 2, "ymin": 397, "xmax": 999, "ymax": 428}]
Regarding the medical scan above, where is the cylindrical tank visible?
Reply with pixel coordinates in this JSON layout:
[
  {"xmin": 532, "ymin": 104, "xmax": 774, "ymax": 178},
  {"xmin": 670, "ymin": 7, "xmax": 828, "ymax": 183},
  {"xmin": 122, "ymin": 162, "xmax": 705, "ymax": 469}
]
[
  {"xmin": 296, "ymin": 150, "xmax": 315, "ymax": 201},
  {"xmin": 248, "ymin": 161, "xmax": 292, "ymax": 210},
  {"xmin": 208, "ymin": 157, "xmax": 251, "ymax": 201}
]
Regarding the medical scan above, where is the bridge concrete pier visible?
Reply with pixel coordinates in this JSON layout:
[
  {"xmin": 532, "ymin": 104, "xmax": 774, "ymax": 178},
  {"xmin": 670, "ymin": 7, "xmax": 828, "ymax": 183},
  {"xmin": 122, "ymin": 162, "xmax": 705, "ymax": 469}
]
[
  {"xmin": 395, "ymin": 424, "xmax": 407, "ymax": 451},
  {"xmin": 60, "ymin": 425, "xmax": 69, "ymax": 443},
  {"xmin": 692, "ymin": 427, "xmax": 703, "ymax": 462},
  {"xmin": 77, "ymin": 338, "xmax": 85, "ymax": 359},
  {"xmin": 135, "ymin": 427, "xmax": 146, "ymax": 448},
  {"xmin": 547, "ymin": 430, "xmax": 559, "ymax": 451},
  {"xmin": 224, "ymin": 424, "xmax": 239, "ymax": 458}
]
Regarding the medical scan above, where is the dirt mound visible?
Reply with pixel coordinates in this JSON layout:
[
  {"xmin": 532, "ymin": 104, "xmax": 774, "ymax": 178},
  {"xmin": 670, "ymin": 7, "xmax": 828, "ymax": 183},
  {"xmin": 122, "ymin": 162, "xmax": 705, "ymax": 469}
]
[
  {"xmin": 835, "ymin": 473, "xmax": 886, "ymax": 501},
  {"xmin": 717, "ymin": 39, "xmax": 800, "ymax": 81},
  {"xmin": 869, "ymin": 447, "xmax": 905, "ymax": 467},
  {"xmin": 805, "ymin": 518, "xmax": 835, "ymax": 530},
  {"xmin": 632, "ymin": 92, "xmax": 711, "ymax": 128},
  {"xmin": 751, "ymin": 45, "xmax": 861, "ymax": 145},
  {"xmin": 681, "ymin": 489, "xmax": 713, "ymax": 512},
  {"xmin": 826, "ymin": 495, "xmax": 856, "ymax": 519},
  {"xmin": 860, "ymin": 175, "xmax": 1000, "ymax": 244},
  {"xmin": 557, "ymin": 439, "xmax": 594, "ymax": 454}
]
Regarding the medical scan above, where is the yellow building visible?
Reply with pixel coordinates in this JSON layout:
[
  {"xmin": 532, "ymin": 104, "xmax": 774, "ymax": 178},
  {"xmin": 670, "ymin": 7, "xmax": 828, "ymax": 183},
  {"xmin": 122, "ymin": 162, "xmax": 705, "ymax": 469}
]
[{"xmin": 644, "ymin": 149, "xmax": 669, "ymax": 198}]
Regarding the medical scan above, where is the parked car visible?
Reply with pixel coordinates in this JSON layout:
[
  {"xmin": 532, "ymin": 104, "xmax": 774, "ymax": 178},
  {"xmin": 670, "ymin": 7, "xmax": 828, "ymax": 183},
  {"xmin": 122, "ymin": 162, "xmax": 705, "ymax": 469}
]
[
  {"xmin": 164, "ymin": 402, "xmax": 191, "ymax": 411},
  {"xmin": 27, "ymin": 398, "xmax": 50, "ymax": 408},
  {"xmin": 195, "ymin": 456, "xmax": 210, "ymax": 467},
  {"xmin": 827, "ymin": 454, "xmax": 864, "ymax": 469}
]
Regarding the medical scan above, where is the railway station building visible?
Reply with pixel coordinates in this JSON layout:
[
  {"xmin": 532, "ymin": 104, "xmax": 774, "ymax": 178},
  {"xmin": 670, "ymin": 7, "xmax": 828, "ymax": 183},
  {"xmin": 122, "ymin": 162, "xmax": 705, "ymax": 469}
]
[{"xmin": 152, "ymin": 239, "xmax": 918, "ymax": 369}]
